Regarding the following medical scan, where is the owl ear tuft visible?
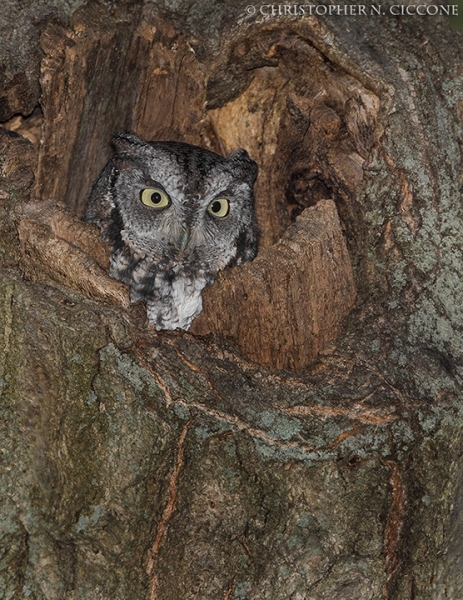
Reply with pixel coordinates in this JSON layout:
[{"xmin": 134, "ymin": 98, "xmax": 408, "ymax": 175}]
[
  {"xmin": 112, "ymin": 131, "xmax": 148, "ymax": 154},
  {"xmin": 228, "ymin": 148, "xmax": 258, "ymax": 184}
]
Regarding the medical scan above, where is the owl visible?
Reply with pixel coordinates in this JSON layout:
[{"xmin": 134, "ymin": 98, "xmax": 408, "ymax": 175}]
[{"xmin": 85, "ymin": 131, "xmax": 258, "ymax": 330}]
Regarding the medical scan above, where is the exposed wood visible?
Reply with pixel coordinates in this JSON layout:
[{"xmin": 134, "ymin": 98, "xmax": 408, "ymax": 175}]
[
  {"xmin": 18, "ymin": 200, "xmax": 130, "ymax": 309},
  {"xmin": 192, "ymin": 200, "xmax": 356, "ymax": 370},
  {"xmin": 207, "ymin": 35, "xmax": 381, "ymax": 249},
  {"xmin": 35, "ymin": 7, "xmax": 218, "ymax": 216}
]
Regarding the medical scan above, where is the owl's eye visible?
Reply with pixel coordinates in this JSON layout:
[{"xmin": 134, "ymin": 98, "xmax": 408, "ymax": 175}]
[
  {"xmin": 207, "ymin": 198, "xmax": 229, "ymax": 218},
  {"xmin": 140, "ymin": 188, "xmax": 170, "ymax": 209}
]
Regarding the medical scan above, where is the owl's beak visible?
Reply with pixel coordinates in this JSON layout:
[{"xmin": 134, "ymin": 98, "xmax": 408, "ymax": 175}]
[{"xmin": 179, "ymin": 228, "xmax": 191, "ymax": 252}]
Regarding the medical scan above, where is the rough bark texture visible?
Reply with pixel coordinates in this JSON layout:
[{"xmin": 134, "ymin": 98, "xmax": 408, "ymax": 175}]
[{"xmin": 1, "ymin": 1, "xmax": 463, "ymax": 599}]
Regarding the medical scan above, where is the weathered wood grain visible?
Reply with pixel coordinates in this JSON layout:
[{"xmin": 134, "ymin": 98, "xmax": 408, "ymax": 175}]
[{"xmin": 192, "ymin": 200, "xmax": 356, "ymax": 370}]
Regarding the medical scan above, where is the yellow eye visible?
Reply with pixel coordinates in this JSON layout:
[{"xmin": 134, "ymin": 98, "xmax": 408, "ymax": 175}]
[
  {"xmin": 207, "ymin": 198, "xmax": 229, "ymax": 218},
  {"xmin": 140, "ymin": 188, "xmax": 170, "ymax": 209}
]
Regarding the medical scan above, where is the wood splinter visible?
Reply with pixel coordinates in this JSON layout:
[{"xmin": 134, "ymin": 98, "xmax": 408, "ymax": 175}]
[
  {"xmin": 191, "ymin": 199, "xmax": 357, "ymax": 371},
  {"xmin": 17, "ymin": 200, "xmax": 130, "ymax": 309}
]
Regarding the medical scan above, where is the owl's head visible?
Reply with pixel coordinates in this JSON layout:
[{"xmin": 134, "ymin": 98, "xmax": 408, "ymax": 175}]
[{"xmin": 87, "ymin": 131, "xmax": 258, "ymax": 274}]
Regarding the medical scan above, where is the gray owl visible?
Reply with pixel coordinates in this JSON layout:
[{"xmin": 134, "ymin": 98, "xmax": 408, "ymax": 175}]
[{"xmin": 85, "ymin": 132, "xmax": 258, "ymax": 330}]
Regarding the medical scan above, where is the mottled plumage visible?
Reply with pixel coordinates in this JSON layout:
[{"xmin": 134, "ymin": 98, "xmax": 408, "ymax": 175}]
[{"xmin": 85, "ymin": 131, "xmax": 258, "ymax": 330}]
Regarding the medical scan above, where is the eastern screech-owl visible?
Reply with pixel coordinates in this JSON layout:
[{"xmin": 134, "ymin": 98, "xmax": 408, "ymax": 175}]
[{"xmin": 85, "ymin": 131, "xmax": 258, "ymax": 330}]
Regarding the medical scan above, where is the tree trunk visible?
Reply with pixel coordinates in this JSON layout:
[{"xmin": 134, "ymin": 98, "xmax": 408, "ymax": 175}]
[{"xmin": 1, "ymin": 1, "xmax": 463, "ymax": 598}]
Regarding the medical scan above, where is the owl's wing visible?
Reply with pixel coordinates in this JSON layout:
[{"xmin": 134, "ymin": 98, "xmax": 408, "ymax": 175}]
[
  {"xmin": 229, "ymin": 219, "xmax": 259, "ymax": 267},
  {"xmin": 84, "ymin": 162, "xmax": 122, "ymax": 245}
]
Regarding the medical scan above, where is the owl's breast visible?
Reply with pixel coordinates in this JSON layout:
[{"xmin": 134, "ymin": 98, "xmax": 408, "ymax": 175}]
[{"xmin": 110, "ymin": 219, "xmax": 237, "ymax": 330}]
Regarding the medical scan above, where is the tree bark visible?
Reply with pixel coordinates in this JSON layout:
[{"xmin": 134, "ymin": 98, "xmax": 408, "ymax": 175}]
[{"xmin": 1, "ymin": 1, "xmax": 463, "ymax": 599}]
